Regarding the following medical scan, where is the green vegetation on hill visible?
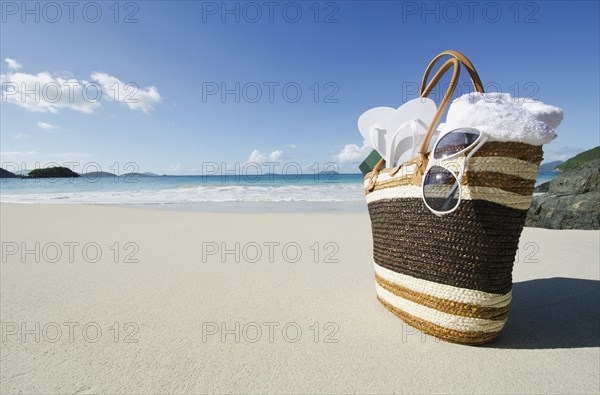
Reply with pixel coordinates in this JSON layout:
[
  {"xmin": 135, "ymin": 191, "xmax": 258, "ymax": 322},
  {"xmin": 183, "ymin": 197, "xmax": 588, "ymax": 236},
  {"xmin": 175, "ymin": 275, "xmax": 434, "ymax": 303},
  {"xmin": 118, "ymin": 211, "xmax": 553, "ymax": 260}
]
[
  {"xmin": 27, "ymin": 166, "xmax": 80, "ymax": 178},
  {"xmin": 556, "ymin": 147, "xmax": 600, "ymax": 171}
]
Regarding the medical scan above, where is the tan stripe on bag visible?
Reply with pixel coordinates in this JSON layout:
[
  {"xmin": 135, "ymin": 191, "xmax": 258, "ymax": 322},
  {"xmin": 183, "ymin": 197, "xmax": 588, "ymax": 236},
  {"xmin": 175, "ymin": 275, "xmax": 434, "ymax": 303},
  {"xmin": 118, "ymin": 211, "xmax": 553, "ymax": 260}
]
[
  {"xmin": 375, "ymin": 274, "xmax": 510, "ymax": 320},
  {"xmin": 371, "ymin": 171, "xmax": 536, "ymax": 196},
  {"xmin": 377, "ymin": 296, "xmax": 502, "ymax": 345}
]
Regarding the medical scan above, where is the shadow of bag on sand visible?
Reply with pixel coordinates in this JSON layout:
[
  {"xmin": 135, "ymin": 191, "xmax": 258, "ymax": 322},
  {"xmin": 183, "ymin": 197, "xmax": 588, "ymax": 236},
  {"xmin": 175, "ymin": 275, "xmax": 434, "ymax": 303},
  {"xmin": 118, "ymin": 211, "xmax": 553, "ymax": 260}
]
[{"xmin": 489, "ymin": 277, "xmax": 600, "ymax": 349}]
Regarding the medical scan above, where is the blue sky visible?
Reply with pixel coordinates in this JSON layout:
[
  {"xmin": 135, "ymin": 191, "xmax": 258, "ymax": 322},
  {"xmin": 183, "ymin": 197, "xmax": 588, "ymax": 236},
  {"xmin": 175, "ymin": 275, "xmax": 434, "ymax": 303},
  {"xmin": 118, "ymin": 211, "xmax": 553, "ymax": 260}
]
[{"xmin": 1, "ymin": 0, "xmax": 598, "ymax": 174}]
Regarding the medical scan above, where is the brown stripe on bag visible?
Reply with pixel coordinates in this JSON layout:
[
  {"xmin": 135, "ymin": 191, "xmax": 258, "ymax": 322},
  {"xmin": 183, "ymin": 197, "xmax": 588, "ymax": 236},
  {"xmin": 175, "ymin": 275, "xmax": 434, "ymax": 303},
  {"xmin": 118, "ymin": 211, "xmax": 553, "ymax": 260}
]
[
  {"xmin": 375, "ymin": 274, "xmax": 510, "ymax": 320},
  {"xmin": 461, "ymin": 171, "xmax": 537, "ymax": 195},
  {"xmin": 475, "ymin": 142, "xmax": 543, "ymax": 164},
  {"xmin": 377, "ymin": 296, "xmax": 502, "ymax": 345},
  {"xmin": 368, "ymin": 198, "xmax": 526, "ymax": 294}
]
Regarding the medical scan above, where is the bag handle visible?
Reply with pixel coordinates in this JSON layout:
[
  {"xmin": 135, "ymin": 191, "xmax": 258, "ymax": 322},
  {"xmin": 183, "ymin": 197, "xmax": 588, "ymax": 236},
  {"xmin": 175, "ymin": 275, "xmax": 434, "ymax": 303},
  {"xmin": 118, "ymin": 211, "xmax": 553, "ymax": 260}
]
[
  {"xmin": 416, "ymin": 51, "xmax": 485, "ymax": 168},
  {"xmin": 420, "ymin": 50, "xmax": 484, "ymax": 96},
  {"xmin": 367, "ymin": 51, "xmax": 484, "ymax": 189}
]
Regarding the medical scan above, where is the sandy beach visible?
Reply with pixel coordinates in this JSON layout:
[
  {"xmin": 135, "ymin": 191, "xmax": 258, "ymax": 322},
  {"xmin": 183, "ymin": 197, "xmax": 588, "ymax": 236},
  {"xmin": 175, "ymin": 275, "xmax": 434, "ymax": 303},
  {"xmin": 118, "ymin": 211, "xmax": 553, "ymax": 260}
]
[{"xmin": 0, "ymin": 203, "xmax": 598, "ymax": 394}]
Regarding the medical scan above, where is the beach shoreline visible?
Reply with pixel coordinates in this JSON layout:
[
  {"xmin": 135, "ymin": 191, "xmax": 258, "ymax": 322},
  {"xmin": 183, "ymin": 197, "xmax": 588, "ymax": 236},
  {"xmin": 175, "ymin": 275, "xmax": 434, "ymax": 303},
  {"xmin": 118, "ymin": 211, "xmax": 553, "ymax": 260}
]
[
  {"xmin": 0, "ymin": 168, "xmax": 558, "ymax": 208},
  {"xmin": 113, "ymin": 201, "xmax": 367, "ymax": 213}
]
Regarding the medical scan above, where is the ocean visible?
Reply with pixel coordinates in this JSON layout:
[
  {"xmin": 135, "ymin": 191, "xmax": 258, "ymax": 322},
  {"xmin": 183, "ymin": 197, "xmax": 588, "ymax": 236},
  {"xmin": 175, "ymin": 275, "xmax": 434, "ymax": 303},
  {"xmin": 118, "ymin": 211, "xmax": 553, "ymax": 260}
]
[
  {"xmin": 0, "ymin": 171, "xmax": 559, "ymax": 207},
  {"xmin": 536, "ymin": 171, "xmax": 561, "ymax": 186}
]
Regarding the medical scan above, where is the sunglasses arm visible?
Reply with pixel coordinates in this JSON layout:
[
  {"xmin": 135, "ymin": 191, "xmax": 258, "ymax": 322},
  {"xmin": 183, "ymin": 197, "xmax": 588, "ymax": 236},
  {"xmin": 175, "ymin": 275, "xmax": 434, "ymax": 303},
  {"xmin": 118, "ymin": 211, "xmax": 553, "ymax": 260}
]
[
  {"xmin": 457, "ymin": 137, "xmax": 488, "ymax": 180},
  {"xmin": 438, "ymin": 136, "xmax": 488, "ymax": 214}
]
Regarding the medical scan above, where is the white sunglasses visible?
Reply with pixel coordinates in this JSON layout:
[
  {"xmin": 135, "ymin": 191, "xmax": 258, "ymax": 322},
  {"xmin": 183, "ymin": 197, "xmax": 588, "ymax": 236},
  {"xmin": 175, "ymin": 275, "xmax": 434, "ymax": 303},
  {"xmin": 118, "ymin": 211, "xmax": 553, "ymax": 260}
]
[{"xmin": 421, "ymin": 127, "xmax": 488, "ymax": 216}]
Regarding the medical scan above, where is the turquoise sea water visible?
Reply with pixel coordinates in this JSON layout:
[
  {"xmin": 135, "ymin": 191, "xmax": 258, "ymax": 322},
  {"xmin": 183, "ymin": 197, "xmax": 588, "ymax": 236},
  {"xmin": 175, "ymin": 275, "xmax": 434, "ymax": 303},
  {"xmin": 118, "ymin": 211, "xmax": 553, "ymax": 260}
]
[
  {"xmin": 0, "ymin": 174, "xmax": 366, "ymax": 205},
  {"xmin": 536, "ymin": 171, "xmax": 560, "ymax": 186},
  {"xmin": 0, "ymin": 171, "xmax": 559, "ymax": 206}
]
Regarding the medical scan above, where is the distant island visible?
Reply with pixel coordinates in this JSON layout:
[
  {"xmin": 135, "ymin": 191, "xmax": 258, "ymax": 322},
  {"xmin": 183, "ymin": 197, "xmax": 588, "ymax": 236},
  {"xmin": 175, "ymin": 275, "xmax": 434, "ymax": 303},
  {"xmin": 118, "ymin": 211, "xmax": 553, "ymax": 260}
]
[
  {"xmin": 556, "ymin": 146, "xmax": 599, "ymax": 171},
  {"xmin": 83, "ymin": 171, "xmax": 160, "ymax": 177},
  {"xmin": 0, "ymin": 166, "xmax": 81, "ymax": 179},
  {"xmin": 82, "ymin": 171, "xmax": 117, "ymax": 178},
  {"xmin": 0, "ymin": 167, "xmax": 164, "ymax": 179},
  {"xmin": 539, "ymin": 160, "xmax": 564, "ymax": 172},
  {"xmin": 0, "ymin": 167, "xmax": 19, "ymax": 178},
  {"xmin": 121, "ymin": 172, "xmax": 158, "ymax": 177},
  {"xmin": 26, "ymin": 166, "xmax": 80, "ymax": 178},
  {"xmin": 11, "ymin": 169, "xmax": 32, "ymax": 176},
  {"xmin": 1, "ymin": 166, "xmax": 82, "ymax": 178}
]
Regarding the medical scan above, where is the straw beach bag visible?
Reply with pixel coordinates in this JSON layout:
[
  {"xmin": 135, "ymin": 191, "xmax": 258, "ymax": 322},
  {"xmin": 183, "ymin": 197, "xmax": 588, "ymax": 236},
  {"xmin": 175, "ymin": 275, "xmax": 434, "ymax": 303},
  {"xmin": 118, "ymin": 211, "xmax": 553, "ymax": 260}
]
[{"xmin": 365, "ymin": 51, "xmax": 543, "ymax": 345}]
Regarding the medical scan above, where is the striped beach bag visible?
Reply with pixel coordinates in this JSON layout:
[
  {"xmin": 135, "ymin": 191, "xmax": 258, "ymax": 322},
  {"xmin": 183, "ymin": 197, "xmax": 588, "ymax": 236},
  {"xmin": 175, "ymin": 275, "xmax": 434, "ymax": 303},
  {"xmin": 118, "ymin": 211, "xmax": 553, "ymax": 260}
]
[{"xmin": 365, "ymin": 51, "xmax": 543, "ymax": 345}]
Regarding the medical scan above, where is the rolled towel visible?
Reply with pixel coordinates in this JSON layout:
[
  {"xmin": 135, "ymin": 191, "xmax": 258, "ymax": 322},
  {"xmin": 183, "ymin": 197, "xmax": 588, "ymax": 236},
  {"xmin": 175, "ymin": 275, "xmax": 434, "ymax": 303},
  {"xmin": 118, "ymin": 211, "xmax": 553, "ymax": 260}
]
[
  {"xmin": 443, "ymin": 92, "xmax": 563, "ymax": 145},
  {"xmin": 522, "ymin": 100, "xmax": 564, "ymax": 130}
]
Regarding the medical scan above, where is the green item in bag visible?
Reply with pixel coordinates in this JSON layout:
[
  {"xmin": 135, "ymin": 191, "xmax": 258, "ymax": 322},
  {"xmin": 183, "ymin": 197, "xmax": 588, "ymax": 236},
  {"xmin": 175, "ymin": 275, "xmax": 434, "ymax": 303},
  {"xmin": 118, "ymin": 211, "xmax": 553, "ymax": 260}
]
[{"xmin": 359, "ymin": 149, "xmax": 382, "ymax": 176}]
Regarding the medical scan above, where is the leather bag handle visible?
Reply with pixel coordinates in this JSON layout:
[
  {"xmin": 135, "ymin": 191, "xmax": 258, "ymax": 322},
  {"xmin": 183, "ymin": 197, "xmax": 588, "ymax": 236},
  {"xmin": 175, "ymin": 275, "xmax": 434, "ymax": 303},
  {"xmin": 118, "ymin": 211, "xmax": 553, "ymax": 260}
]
[
  {"xmin": 417, "ymin": 51, "xmax": 485, "ymax": 161},
  {"xmin": 368, "ymin": 51, "xmax": 484, "ymax": 188},
  {"xmin": 420, "ymin": 50, "xmax": 484, "ymax": 96}
]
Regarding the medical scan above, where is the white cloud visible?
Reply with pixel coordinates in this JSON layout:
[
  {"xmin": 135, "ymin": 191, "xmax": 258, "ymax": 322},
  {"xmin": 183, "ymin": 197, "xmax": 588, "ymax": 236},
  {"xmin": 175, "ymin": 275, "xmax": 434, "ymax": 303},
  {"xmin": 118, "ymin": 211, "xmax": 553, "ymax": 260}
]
[
  {"xmin": 9, "ymin": 133, "xmax": 30, "ymax": 139},
  {"xmin": 5, "ymin": 58, "xmax": 22, "ymax": 71},
  {"xmin": 248, "ymin": 149, "xmax": 285, "ymax": 163},
  {"xmin": 0, "ymin": 151, "xmax": 39, "ymax": 156},
  {"xmin": 336, "ymin": 141, "xmax": 372, "ymax": 164},
  {"xmin": 1, "ymin": 59, "xmax": 161, "ymax": 114},
  {"xmin": 1, "ymin": 70, "xmax": 101, "ymax": 114},
  {"xmin": 268, "ymin": 150, "xmax": 284, "ymax": 161},
  {"xmin": 288, "ymin": 144, "xmax": 297, "ymax": 149},
  {"xmin": 37, "ymin": 121, "xmax": 60, "ymax": 130},
  {"xmin": 248, "ymin": 150, "xmax": 265, "ymax": 163},
  {"xmin": 91, "ymin": 72, "xmax": 162, "ymax": 113}
]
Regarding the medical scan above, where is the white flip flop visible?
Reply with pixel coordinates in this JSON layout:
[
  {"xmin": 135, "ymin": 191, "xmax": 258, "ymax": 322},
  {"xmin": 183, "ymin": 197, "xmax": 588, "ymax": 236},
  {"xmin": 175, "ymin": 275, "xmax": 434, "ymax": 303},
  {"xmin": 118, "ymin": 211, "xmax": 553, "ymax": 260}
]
[
  {"xmin": 385, "ymin": 98, "xmax": 437, "ymax": 167},
  {"xmin": 357, "ymin": 107, "xmax": 396, "ymax": 158}
]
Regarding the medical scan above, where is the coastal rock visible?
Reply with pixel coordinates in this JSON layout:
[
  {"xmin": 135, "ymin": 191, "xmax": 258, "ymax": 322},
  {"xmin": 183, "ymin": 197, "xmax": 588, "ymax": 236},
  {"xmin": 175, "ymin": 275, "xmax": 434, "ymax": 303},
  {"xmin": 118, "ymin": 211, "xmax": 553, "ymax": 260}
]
[
  {"xmin": 526, "ymin": 159, "xmax": 600, "ymax": 230},
  {"xmin": 549, "ymin": 160, "xmax": 600, "ymax": 196},
  {"xmin": 533, "ymin": 181, "xmax": 550, "ymax": 193}
]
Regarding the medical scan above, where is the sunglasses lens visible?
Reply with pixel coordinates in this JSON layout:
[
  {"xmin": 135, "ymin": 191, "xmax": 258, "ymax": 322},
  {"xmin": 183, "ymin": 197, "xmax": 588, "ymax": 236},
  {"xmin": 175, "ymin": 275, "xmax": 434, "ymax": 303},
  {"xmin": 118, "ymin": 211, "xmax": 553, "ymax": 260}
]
[
  {"xmin": 433, "ymin": 128, "xmax": 481, "ymax": 159},
  {"xmin": 423, "ymin": 165, "xmax": 460, "ymax": 213}
]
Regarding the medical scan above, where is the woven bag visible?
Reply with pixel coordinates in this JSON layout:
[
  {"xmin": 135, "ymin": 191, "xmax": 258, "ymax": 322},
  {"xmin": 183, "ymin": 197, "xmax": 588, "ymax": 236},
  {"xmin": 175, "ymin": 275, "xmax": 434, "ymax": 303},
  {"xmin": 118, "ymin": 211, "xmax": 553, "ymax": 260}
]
[{"xmin": 365, "ymin": 51, "xmax": 543, "ymax": 345}]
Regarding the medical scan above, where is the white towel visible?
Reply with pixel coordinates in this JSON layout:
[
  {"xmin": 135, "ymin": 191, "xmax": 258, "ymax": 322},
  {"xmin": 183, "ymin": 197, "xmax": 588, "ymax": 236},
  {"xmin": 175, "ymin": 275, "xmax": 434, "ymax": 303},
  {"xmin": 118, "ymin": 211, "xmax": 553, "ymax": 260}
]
[{"xmin": 442, "ymin": 92, "xmax": 563, "ymax": 145}]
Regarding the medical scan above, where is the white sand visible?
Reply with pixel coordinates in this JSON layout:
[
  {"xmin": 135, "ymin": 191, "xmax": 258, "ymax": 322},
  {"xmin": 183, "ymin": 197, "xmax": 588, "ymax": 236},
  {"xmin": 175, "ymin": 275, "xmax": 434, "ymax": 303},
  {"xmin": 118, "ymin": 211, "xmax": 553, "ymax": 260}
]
[{"xmin": 1, "ymin": 203, "xmax": 598, "ymax": 394}]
